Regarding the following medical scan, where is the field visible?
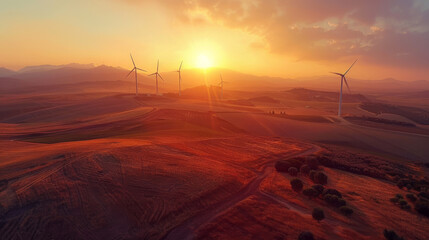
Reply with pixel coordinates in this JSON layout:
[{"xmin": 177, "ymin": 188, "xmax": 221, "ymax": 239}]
[{"xmin": 1, "ymin": 89, "xmax": 429, "ymax": 240}]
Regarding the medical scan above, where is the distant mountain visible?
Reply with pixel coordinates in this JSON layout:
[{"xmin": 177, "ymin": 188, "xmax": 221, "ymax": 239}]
[
  {"xmin": 0, "ymin": 67, "xmax": 15, "ymax": 77},
  {"xmin": 1, "ymin": 63, "xmax": 429, "ymax": 94},
  {"xmin": 10, "ymin": 65, "xmax": 152, "ymax": 86},
  {"xmin": 17, "ymin": 63, "xmax": 95, "ymax": 73}
]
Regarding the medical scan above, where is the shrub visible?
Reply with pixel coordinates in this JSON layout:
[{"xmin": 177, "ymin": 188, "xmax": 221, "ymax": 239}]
[
  {"xmin": 337, "ymin": 198, "xmax": 347, "ymax": 207},
  {"xmin": 390, "ymin": 197, "xmax": 399, "ymax": 203},
  {"xmin": 400, "ymin": 204, "xmax": 411, "ymax": 210},
  {"xmin": 312, "ymin": 208, "xmax": 325, "ymax": 222},
  {"xmin": 396, "ymin": 179, "xmax": 408, "ymax": 189},
  {"xmin": 288, "ymin": 167, "xmax": 298, "ymax": 176},
  {"xmin": 312, "ymin": 184, "xmax": 324, "ymax": 195},
  {"xmin": 339, "ymin": 206, "xmax": 353, "ymax": 216},
  {"xmin": 415, "ymin": 199, "xmax": 429, "ymax": 217},
  {"xmin": 290, "ymin": 178, "xmax": 303, "ymax": 192},
  {"xmin": 313, "ymin": 171, "xmax": 328, "ymax": 185},
  {"xmin": 383, "ymin": 229, "xmax": 405, "ymax": 240},
  {"xmin": 418, "ymin": 191, "xmax": 429, "ymax": 200},
  {"xmin": 395, "ymin": 194, "xmax": 403, "ymax": 199},
  {"xmin": 303, "ymin": 188, "xmax": 319, "ymax": 199},
  {"xmin": 322, "ymin": 188, "xmax": 342, "ymax": 198},
  {"xmin": 300, "ymin": 164, "xmax": 310, "ymax": 175},
  {"xmin": 406, "ymin": 184, "xmax": 412, "ymax": 190},
  {"xmin": 398, "ymin": 199, "xmax": 407, "ymax": 207},
  {"xmin": 298, "ymin": 231, "xmax": 314, "ymax": 240},
  {"xmin": 405, "ymin": 193, "xmax": 417, "ymax": 202}
]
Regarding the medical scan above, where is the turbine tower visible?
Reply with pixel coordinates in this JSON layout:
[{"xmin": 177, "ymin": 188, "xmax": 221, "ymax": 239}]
[
  {"xmin": 126, "ymin": 54, "xmax": 146, "ymax": 96},
  {"xmin": 177, "ymin": 61, "xmax": 183, "ymax": 96},
  {"xmin": 219, "ymin": 74, "xmax": 225, "ymax": 100},
  {"xmin": 330, "ymin": 59, "xmax": 358, "ymax": 117},
  {"xmin": 148, "ymin": 60, "xmax": 164, "ymax": 95}
]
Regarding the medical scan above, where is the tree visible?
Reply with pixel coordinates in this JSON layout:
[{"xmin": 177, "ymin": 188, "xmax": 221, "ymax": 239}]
[
  {"xmin": 303, "ymin": 188, "xmax": 319, "ymax": 199},
  {"xmin": 312, "ymin": 184, "xmax": 324, "ymax": 195},
  {"xmin": 290, "ymin": 178, "xmax": 303, "ymax": 192},
  {"xmin": 298, "ymin": 231, "xmax": 314, "ymax": 240},
  {"xmin": 339, "ymin": 206, "xmax": 353, "ymax": 216},
  {"xmin": 288, "ymin": 167, "xmax": 298, "ymax": 176},
  {"xmin": 313, "ymin": 171, "xmax": 328, "ymax": 185},
  {"xmin": 312, "ymin": 207, "xmax": 325, "ymax": 222},
  {"xmin": 415, "ymin": 199, "xmax": 429, "ymax": 217},
  {"xmin": 383, "ymin": 229, "xmax": 405, "ymax": 240}
]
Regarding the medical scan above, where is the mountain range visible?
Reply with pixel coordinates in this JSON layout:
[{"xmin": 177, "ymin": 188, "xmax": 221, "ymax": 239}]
[{"xmin": 1, "ymin": 64, "xmax": 429, "ymax": 94}]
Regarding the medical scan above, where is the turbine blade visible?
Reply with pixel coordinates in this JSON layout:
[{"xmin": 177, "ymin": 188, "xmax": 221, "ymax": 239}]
[
  {"xmin": 344, "ymin": 76, "xmax": 351, "ymax": 93},
  {"xmin": 136, "ymin": 68, "xmax": 147, "ymax": 72},
  {"xmin": 330, "ymin": 72, "xmax": 344, "ymax": 76},
  {"xmin": 157, "ymin": 60, "xmax": 159, "ymax": 72},
  {"xmin": 130, "ymin": 54, "xmax": 136, "ymax": 67},
  {"xmin": 179, "ymin": 60, "xmax": 183, "ymax": 71},
  {"xmin": 344, "ymin": 58, "xmax": 358, "ymax": 75},
  {"xmin": 158, "ymin": 73, "xmax": 164, "ymax": 81},
  {"xmin": 148, "ymin": 73, "xmax": 156, "ymax": 76},
  {"xmin": 126, "ymin": 68, "xmax": 135, "ymax": 78}
]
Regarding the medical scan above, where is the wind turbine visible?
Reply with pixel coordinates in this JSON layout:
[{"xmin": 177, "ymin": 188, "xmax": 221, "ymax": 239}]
[
  {"xmin": 148, "ymin": 60, "xmax": 164, "ymax": 95},
  {"xmin": 177, "ymin": 61, "xmax": 183, "ymax": 96},
  {"xmin": 126, "ymin": 54, "xmax": 147, "ymax": 96},
  {"xmin": 219, "ymin": 74, "xmax": 225, "ymax": 100},
  {"xmin": 330, "ymin": 59, "xmax": 358, "ymax": 117}
]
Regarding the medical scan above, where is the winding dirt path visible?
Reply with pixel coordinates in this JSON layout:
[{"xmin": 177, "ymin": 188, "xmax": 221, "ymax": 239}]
[{"xmin": 163, "ymin": 145, "xmax": 320, "ymax": 240}]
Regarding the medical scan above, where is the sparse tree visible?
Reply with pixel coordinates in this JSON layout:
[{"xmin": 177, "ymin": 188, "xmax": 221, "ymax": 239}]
[
  {"xmin": 312, "ymin": 207, "xmax": 325, "ymax": 223},
  {"xmin": 298, "ymin": 231, "xmax": 314, "ymax": 240},
  {"xmin": 339, "ymin": 206, "xmax": 353, "ymax": 216},
  {"xmin": 290, "ymin": 178, "xmax": 303, "ymax": 192},
  {"xmin": 288, "ymin": 167, "xmax": 298, "ymax": 176},
  {"xmin": 383, "ymin": 229, "xmax": 405, "ymax": 240}
]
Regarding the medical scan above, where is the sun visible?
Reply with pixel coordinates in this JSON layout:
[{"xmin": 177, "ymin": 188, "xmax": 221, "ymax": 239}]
[{"xmin": 195, "ymin": 54, "xmax": 214, "ymax": 69}]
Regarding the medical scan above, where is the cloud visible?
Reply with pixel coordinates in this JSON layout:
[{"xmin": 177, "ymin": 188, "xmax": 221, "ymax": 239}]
[{"xmin": 122, "ymin": 0, "xmax": 429, "ymax": 68}]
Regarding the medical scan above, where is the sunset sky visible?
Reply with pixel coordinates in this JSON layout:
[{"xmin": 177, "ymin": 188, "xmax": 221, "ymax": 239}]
[{"xmin": 1, "ymin": 0, "xmax": 429, "ymax": 80}]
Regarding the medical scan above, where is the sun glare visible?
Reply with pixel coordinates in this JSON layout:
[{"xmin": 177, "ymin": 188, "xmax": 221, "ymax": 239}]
[{"xmin": 195, "ymin": 54, "xmax": 213, "ymax": 69}]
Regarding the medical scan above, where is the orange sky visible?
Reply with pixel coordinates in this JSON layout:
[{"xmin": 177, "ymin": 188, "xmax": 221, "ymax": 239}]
[{"xmin": 1, "ymin": 0, "xmax": 429, "ymax": 81}]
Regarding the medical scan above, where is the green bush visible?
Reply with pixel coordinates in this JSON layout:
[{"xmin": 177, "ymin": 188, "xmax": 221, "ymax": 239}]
[
  {"xmin": 405, "ymin": 193, "xmax": 417, "ymax": 202},
  {"xmin": 398, "ymin": 199, "xmax": 407, "ymax": 206},
  {"xmin": 313, "ymin": 171, "xmax": 328, "ymax": 185},
  {"xmin": 298, "ymin": 231, "xmax": 314, "ymax": 240},
  {"xmin": 383, "ymin": 229, "xmax": 405, "ymax": 240},
  {"xmin": 311, "ymin": 184, "xmax": 324, "ymax": 195},
  {"xmin": 312, "ymin": 207, "xmax": 325, "ymax": 222},
  {"xmin": 303, "ymin": 188, "xmax": 319, "ymax": 199},
  {"xmin": 290, "ymin": 178, "xmax": 303, "ymax": 192},
  {"xmin": 322, "ymin": 188, "xmax": 342, "ymax": 198},
  {"xmin": 288, "ymin": 167, "xmax": 298, "ymax": 176},
  {"xmin": 415, "ymin": 199, "xmax": 429, "ymax": 217},
  {"xmin": 339, "ymin": 206, "xmax": 353, "ymax": 216}
]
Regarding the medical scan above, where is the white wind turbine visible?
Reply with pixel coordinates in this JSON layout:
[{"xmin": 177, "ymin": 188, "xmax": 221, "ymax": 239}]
[
  {"xmin": 126, "ymin": 54, "xmax": 147, "ymax": 96},
  {"xmin": 219, "ymin": 74, "xmax": 226, "ymax": 100},
  {"xmin": 148, "ymin": 60, "xmax": 164, "ymax": 95},
  {"xmin": 177, "ymin": 61, "xmax": 183, "ymax": 96},
  {"xmin": 330, "ymin": 59, "xmax": 358, "ymax": 117}
]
